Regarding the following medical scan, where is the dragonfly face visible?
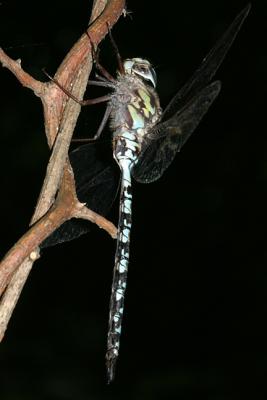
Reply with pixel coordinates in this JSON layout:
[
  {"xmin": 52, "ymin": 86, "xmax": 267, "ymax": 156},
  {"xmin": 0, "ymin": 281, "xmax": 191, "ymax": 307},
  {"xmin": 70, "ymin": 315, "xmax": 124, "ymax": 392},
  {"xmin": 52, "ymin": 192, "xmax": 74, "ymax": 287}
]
[{"xmin": 123, "ymin": 58, "xmax": 157, "ymax": 88}]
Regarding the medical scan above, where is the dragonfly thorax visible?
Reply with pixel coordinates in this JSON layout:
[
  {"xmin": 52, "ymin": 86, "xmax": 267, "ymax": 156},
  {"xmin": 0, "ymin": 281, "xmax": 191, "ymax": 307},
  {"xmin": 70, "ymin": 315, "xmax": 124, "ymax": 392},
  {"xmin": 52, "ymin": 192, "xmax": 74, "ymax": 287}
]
[
  {"xmin": 123, "ymin": 58, "xmax": 157, "ymax": 88},
  {"xmin": 110, "ymin": 70, "xmax": 162, "ymax": 165},
  {"xmin": 110, "ymin": 57, "xmax": 161, "ymax": 139}
]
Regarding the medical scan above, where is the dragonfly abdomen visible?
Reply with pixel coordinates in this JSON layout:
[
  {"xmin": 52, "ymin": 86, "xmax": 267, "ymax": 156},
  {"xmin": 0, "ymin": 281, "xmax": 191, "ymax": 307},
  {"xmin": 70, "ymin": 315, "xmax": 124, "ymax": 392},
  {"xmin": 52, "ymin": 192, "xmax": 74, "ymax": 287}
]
[{"xmin": 106, "ymin": 155, "xmax": 133, "ymax": 383}]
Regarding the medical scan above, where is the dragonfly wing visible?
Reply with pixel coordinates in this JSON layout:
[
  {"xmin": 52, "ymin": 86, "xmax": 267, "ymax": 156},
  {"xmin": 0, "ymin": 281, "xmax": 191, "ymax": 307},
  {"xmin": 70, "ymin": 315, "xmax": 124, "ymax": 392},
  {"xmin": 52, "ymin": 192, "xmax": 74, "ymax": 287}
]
[
  {"xmin": 132, "ymin": 81, "xmax": 221, "ymax": 183},
  {"xmin": 162, "ymin": 4, "xmax": 250, "ymax": 122},
  {"xmin": 42, "ymin": 142, "xmax": 120, "ymax": 248}
]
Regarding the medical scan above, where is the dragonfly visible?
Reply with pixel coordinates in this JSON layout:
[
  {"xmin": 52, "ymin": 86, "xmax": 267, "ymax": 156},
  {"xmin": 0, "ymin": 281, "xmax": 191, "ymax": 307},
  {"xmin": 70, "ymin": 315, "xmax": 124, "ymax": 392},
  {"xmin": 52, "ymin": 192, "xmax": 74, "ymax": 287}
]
[{"xmin": 42, "ymin": 4, "xmax": 250, "ymax": 383}]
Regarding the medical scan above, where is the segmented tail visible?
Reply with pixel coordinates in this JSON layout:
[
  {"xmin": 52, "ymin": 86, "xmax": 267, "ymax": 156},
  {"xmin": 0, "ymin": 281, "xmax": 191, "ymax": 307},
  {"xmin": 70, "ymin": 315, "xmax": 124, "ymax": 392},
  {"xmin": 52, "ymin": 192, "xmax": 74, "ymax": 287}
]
[{"xmin": 106, "ymin": 164, "xmax": 132, "ymax": 383}]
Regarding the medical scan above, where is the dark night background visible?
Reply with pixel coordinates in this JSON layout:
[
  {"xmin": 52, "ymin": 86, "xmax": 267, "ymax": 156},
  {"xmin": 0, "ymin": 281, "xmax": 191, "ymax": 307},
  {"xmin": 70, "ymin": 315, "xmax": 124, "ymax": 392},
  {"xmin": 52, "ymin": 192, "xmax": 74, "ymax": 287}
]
[{"xmin": 0, "ymin": 0, "xmax": 266, "ymax": 399}]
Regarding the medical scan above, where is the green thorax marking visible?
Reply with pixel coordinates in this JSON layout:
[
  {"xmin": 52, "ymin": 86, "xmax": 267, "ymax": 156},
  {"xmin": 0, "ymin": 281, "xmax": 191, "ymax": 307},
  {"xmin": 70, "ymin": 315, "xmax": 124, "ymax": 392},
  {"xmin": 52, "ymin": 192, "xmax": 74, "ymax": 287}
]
[{"xmin": 127, "ymin": 86, "xmax": 160, "ymax": 131}]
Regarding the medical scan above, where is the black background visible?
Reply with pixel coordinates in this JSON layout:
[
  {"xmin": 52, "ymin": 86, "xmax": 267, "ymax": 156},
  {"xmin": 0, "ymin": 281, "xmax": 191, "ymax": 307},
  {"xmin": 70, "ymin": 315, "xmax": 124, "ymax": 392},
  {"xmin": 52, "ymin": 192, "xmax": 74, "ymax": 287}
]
[{"xmin": 0, "ymin": 0, "xmax": 266, "ymax": 399}]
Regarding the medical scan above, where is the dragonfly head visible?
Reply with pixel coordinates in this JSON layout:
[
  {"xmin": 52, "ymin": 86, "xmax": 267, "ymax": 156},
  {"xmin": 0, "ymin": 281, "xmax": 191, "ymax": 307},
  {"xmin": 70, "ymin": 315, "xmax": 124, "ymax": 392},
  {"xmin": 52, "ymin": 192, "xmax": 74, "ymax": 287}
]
[{"xmin": 123, "ymin": 58, "xmax": 157, "ymax": 87}]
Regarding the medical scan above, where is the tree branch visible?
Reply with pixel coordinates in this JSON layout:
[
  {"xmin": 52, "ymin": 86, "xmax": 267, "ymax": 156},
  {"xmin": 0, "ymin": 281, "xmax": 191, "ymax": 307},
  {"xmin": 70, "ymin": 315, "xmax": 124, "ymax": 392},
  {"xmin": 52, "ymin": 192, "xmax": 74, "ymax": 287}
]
[{"xmin": 0, "ymin": 0, "xmax": 125, "ymax": 341}]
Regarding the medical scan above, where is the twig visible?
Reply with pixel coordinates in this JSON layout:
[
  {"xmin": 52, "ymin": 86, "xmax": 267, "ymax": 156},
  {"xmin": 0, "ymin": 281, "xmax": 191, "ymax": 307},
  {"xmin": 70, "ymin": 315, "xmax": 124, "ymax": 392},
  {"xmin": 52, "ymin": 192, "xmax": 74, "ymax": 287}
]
[
  {"xmin": 0, "ymin": 257, "xmax": 37, "ymax": 342},
  {"xmin": 0, "ymin": 0, "xmax": 125, "ymax": 341}
]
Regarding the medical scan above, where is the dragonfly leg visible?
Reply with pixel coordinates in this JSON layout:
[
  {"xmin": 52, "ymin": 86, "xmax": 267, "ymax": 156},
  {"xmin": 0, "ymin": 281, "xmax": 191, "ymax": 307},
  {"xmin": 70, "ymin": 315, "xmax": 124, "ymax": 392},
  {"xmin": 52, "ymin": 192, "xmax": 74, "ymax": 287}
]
[
  {"xmin": 72, "ymin": 103, "xmax": 112, "ymax": 143},
  {"xmin": 93, "ymin": 103, "xmax": 112, "ymax": 139},
  {"xmin": 88, "ymin": 79, "xmax": 114, "ymax": 88},
  {"xmin": 107, "ymin": 23, "xmax": 124, "ymax": 74},
  {"xmin": 81, "ymin": 94, "xmax": 111, "ymax": 106},
  {"xmin": 86, "ymin": 32, "xmax": 116, "ymax": 83},
  {"xmin": 42, "ymin": 69, "xmax": 111, "ymax": 106}
]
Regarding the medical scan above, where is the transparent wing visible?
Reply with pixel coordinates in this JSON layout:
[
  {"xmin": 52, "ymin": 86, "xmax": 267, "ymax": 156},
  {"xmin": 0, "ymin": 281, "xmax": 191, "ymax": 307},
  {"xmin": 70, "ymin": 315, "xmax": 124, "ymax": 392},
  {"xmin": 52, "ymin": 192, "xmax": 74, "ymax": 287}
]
[
  {"xmin": 132, "ymin": 81, "xmax": 221, "ymax": 183},
  {"xmin": 132, "ymin": 4, "xmax": 250, "ymax": 184},
  {"xmin": 42, "ymin": 142, "xmax": 120, "ymax": 248},
  {"xmin": 162, "ymin": 4, "xmax": 250, "ymax": 122}
]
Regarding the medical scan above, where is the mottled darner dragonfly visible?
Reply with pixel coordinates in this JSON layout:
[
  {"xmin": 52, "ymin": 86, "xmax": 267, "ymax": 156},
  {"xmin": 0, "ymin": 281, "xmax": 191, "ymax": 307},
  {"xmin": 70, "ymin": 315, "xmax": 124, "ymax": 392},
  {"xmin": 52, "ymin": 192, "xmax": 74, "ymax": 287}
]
[{"xmin": 42, "ymin": 4, "xmax": 250, "ymax": 383}]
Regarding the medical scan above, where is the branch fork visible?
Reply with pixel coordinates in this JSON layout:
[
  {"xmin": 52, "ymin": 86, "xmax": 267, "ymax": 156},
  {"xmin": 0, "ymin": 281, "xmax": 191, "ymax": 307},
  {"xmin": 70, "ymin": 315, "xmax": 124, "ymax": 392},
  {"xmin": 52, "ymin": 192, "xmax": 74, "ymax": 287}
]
[{"xmin": 0, "ymin": 0, "xmax": 125, "ymax": 342}]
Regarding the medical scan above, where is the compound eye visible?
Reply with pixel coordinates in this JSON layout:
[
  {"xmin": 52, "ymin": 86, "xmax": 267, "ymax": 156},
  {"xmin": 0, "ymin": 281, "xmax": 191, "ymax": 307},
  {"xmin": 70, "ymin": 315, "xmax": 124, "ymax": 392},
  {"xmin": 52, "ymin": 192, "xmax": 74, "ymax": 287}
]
[
  {"xmin": 139, "ymin": 66, "xmax": 147, "ymax": 73},
  {"xmin": 134, "ymin": 64, "xmax": 147, "ymax": 74}
]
